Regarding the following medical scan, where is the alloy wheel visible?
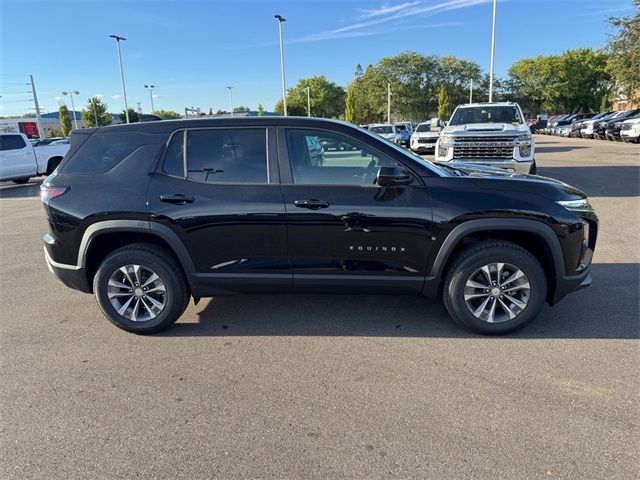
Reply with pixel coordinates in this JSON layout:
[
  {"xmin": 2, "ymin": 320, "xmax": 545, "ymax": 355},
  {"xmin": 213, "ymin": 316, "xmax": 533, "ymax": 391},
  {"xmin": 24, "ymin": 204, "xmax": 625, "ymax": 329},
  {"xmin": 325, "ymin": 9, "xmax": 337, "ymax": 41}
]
[
  {"xmin": 463, "ymin": 262, "xmax": 531, "ymax": 323},
  {"xmin": 107, "ymin": 264, "xmax": 167, "ymax": 322}
]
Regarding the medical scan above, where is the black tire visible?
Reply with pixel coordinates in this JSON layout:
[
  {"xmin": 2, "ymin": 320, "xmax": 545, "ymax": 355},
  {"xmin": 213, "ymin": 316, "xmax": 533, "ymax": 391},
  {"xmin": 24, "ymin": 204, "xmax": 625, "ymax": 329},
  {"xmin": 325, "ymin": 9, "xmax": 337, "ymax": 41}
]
[
  {"xmin": 442, "ymin": 240, "xmax": 547, "ymax": 335},
  {"xmin": 12, "ymin": 178, "xmax": 30, "ymax": 184},
  {"xmin": 93, "ymin": 243, "xmax": 190, "ymax": 334},
  {"xmin": 528, "ymin": 160, "xmax": 537, "ymax": 175}
]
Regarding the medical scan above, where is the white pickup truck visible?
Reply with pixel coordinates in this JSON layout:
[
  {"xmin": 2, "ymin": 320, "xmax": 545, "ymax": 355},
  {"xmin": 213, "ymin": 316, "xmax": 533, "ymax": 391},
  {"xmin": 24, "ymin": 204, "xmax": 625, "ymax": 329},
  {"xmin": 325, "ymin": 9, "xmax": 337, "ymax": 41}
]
[{"xmin": 0, "ymin": 132, "xmax": 70, "ymax": 184}]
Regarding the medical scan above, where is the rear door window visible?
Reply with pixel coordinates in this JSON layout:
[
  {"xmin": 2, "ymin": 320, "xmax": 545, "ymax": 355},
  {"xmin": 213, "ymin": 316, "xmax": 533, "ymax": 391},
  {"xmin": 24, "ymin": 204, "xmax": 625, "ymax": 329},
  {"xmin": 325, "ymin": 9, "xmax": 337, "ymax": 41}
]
[
  {"xmin": 186, "ymin": 128, "xmax": 268, "ymax": 184},
  {"xmin": 0, "ymin": 135, "xmax": 27, "ymax": 151}
]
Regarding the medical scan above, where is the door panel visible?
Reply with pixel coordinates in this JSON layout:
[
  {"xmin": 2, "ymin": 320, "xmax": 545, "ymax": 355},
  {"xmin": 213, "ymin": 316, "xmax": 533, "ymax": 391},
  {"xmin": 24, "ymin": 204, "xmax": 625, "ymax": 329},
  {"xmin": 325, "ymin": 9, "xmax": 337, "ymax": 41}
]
[
  {"xmin": 0, "ymin": 135, "xmax": 36, "ymax": 179},
  {"xmin": 147, "ymin": 127, "xmax": 290, "ymax": 295},
  {"xmin": 279, "ymin": 128, "xmax": 434, "ymax": 294}
]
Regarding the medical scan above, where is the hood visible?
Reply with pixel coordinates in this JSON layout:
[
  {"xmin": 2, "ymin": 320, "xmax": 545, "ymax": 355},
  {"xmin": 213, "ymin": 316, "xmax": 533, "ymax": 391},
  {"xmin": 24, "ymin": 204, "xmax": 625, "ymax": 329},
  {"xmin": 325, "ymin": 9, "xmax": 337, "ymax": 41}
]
[
  {"xmin": 378, "ymin": 132, "xmax": 397, "ymax": 139},
  {"xmin": 448, "ymin": 163, "xmax": 587, "ymax": 201},
  {"xmin": 443, "ymin": 123, "xmax": 527, "ymax": 135},
  {"xmin": 412, "ymin": 131, "xmax": 439, "ymax": 138}
]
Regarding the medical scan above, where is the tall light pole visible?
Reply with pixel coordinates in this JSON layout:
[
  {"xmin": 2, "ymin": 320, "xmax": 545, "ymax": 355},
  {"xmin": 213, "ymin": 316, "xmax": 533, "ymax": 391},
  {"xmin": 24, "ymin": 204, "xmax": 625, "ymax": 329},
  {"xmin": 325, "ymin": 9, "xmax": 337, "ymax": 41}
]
[
  {"xmin": 227, "ymin": 86, "xmax": 234, "ymax": 116},
  {"xmin": 109, "ymin": 34, "xmax": 130, "ymax": 123},
  {"xmin": 275, "ymin": 14, "xmax": 287, "ymax": 116},
  {"xmin": 387, "ymin": 82, "xmax": 391, "ymax": 124},
  {"xmin": 470, "ymin": 79, "xmax": 474, "ymax": 103},
  {"xmin": 305, "ymin": 85, "xmax": 311, "ymax": 117},
  {"xmin": 144, "ymin": 84, "xmax": 155, "ymax": 113},
  {"xmin": 488, "ymin": 0, "xmax": 497, "ymax": 102},
  {"xmin": 28, "ymin": 75, "xmax": 45, "ymax": 140},
  {"xmin": 61, "ymin": 90, "xmax": 79, "ymax": 130}
]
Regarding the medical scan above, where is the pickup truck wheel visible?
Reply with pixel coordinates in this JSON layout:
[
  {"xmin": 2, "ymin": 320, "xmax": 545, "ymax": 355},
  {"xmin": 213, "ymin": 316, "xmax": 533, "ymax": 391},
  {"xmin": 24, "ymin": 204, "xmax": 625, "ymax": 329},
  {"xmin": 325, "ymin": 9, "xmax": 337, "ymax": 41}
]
[
  {"xmin": 93, "ymin": 244, "xmax": 189, "ymax": 334},
  {"xmin": 443, "ymin": 241, "xmax": 546, "ymax": 335},
  {"xmin": 12, "ymin": 178, "xmax": 30, "ymax": 184}
]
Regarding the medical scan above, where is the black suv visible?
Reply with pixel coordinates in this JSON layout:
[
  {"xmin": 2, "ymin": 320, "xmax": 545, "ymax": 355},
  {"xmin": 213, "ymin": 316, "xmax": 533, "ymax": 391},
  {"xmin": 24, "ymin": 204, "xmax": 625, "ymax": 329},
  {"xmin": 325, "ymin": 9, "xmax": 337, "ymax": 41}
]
[{"xmin": 42, "ymin": 118, "xmax": 598, "ymax": 335}]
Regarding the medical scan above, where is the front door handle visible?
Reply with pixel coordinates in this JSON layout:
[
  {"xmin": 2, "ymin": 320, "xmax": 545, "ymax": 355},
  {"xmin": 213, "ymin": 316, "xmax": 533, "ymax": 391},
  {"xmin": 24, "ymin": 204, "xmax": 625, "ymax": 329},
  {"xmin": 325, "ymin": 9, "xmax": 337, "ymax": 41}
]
[
  {"xmin": 159, "ymin": 194, "xmax": 195, "ymax": 205},
  {"xmin": 294, "ymin": 199, "xmax": 330, "ymax": 210}
]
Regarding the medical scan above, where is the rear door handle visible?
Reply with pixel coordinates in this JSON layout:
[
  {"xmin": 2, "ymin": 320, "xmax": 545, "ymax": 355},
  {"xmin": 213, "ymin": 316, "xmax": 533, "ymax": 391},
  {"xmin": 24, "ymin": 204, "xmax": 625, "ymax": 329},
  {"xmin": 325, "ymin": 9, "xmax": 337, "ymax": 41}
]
[
  {"xmin": 294, "ymin": 199, "xmax": 330, "ymax": 210},
  {"xmin": 159, "ymin": 194, "xmax": 195, "ymax": 205}
]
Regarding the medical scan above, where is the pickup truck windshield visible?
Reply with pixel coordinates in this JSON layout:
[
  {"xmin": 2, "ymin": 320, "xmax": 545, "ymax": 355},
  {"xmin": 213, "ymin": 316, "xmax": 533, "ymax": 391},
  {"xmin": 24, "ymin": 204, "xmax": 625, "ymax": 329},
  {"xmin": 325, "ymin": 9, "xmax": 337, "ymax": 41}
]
[
  {"xmin": 415, "ymin": 124, "xmax": 431, "ymax": 132},
  {"xmin": 450, "ymin": 106, "xmax": 522, "ymax": 126}
]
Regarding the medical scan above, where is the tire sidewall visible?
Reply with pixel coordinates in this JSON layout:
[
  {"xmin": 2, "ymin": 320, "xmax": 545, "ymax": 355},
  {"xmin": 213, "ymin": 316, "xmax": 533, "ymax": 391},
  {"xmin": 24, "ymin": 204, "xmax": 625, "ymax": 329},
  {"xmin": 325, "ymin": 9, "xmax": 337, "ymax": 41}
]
[
  {"xmin": 94, "ymin": 249, "xmax": 183, "ymax": 334},
  {"xmin": 446, "ymin": 247, "xmax": 546, "ymax": 335}
]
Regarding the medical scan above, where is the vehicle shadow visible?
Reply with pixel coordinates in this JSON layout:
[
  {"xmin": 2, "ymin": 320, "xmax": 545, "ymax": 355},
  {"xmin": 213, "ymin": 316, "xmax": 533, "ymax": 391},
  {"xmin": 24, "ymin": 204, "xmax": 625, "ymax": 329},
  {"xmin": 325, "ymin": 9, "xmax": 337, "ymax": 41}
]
[
  {"xmin": 0, "ymin": 179, "xmax": 42, "ymax": 199},
  {"xmin": 161, "ymin": 263, "xmax": 639, "ymax": 340},
  {"xmin": 537, "ymin": 166, "xmax": 640, "ymax": 197},
  {"xmin": 536, "ymin": 145, "xmax": 590, "ymax": 153}
]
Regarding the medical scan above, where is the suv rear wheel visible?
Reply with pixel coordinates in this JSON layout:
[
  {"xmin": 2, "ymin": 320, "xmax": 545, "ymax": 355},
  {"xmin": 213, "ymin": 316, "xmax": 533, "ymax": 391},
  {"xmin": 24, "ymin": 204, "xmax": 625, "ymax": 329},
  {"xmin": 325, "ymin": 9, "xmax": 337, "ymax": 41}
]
[
  {"xmin": 93, "ymin": 243, "xmax": 189, "ymax": 334},
  {"xmin": 443, "ymin": 240, "xmax": 546, "ymax": 335}
]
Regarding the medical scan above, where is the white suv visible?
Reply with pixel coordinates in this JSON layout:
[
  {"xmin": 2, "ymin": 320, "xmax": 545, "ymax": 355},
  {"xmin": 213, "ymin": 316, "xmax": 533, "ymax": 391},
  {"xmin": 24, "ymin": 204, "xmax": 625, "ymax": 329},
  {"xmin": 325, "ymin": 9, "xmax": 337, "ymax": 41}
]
[{"xmin": 435, "ymin": 102, "xmax": 535, "ymax": 174}]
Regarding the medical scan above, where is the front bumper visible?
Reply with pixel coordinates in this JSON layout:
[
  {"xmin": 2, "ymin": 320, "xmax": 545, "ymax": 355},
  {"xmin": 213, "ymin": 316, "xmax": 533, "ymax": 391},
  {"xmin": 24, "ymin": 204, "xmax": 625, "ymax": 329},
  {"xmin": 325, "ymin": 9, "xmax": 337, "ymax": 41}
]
[
  {"xmin": 553, "ymin": 267, "xmax": 592, "ymax": 305},
  {"xmin": 438, "ymin": 158, "xmax": 534, "ymax": 174}
]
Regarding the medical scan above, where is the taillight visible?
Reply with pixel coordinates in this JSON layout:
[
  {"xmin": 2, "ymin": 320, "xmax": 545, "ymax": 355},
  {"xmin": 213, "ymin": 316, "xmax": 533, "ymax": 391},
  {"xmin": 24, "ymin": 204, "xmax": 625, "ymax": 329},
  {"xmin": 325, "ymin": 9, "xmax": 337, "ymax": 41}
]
[{"xmin": 40, "ymin": 185, "xmax": 69, "ymax": 204}]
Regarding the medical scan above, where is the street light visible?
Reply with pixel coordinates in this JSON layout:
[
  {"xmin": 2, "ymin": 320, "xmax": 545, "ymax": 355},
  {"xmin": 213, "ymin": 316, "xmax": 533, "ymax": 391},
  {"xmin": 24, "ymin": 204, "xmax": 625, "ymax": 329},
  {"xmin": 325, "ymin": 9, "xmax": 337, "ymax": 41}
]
[
  {"xmin": 61, "ymin": 90, "xmax": 80, "ymax": 130},
  {"xmin": 227, "ymin": 86, "xmax": 234, "ymax": 117},
  {"xmin": 488, "ymin": 0, "xmax": 497, "ymax": 102},
  {"xmin": 144, "ymin": 84, "xmax": 155, "ymax": 113},
  {"xmin": 305, "ymin": 85, "xmax": 311, "ymax": 117},
  {"xmin": 109, "ymin": 34, "xmax": 130, "ymax": 123},
  {"xmin": 274, "ymin": 14, "xmax": 287, "ymax": 116}
]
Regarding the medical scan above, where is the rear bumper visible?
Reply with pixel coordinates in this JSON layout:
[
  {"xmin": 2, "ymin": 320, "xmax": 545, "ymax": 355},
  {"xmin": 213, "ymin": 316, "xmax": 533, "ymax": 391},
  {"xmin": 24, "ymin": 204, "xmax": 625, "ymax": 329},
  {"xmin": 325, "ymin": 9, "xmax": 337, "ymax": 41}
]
[{"xmin": 43, "ymin": 240, "xmax": 91, "ymax": 293}]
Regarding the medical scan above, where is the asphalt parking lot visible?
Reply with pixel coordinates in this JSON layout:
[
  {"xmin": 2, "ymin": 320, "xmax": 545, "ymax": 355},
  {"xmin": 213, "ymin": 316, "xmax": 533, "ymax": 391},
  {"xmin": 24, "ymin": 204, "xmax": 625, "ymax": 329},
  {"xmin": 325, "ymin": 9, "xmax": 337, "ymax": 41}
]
[{"xmin": 1, "ymin": 135, "xmax": 638, "ymax": 479}]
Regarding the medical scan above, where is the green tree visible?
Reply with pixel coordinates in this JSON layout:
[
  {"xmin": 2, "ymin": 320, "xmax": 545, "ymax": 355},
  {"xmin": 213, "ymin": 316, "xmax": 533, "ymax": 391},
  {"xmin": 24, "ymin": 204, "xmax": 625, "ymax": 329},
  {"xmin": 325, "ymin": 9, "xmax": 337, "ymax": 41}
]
[
  {"xmin": 82, "ymin": 97, "xmax": 112, "ymax": 127},
  {"xmin": 275, "ymin": 76, "xmax": 346, "ymax": 118},
  {"xmin": 437, "ymin": 86, "xmax": 450, "ymax": 120},
  {"xmin": 58, "ymin": 104, "xmax": 72, "ymax": 136},
  {"xmin": 153, "ymin": 109, "xmax": 182, "ymax": 120},
  {"xmin": 606, "ymin": 1, "xmax": 640, "ymax": 102},
  {"xmin": 507, "ymin": 49, "xmax": 610, "ymax": 114},
  {"xmin": 233, "ymin": 106, "xmax": 250, "ymax": 113},
  {"xmin": 256, "ymin": 104, "xmax": 265, "ymax": 116},
  {"xmin": 344, "ymin": 86, "xmax": 357, "ymax": 123},
  {"xmin": 119, "ymin": 108, "xmax": 139, "ymax": 123}
]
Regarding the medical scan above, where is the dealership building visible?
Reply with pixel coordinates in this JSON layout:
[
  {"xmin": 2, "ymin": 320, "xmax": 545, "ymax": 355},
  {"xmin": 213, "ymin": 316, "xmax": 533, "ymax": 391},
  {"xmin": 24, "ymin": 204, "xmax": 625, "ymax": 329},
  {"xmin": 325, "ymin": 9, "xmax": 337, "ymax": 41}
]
[{"xmin": 0, "ymin": 111, "xmax": 85, "ymax": 138}]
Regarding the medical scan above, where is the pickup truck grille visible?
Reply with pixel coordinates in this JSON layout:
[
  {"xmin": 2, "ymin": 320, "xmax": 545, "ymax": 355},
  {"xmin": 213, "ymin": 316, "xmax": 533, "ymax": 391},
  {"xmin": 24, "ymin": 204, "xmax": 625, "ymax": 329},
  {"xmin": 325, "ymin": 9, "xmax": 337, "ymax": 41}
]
[
  {"xmin": 620, "ymin": 123, "xmax": 633, "ymax": 131},
  {"xmin": 417, "ymin": 138, "xmax": 437, "ymax": 144},
  {"xmin": 452, "ymin": 136, "xmax": 516, "ymax": 160},
  {"xmin": 455, "ymin": 136, "xmax": 516, "ymax": 143},
  {"xmin": 453, "ymin": 146, "xmax": 514, "ymax": 160}
]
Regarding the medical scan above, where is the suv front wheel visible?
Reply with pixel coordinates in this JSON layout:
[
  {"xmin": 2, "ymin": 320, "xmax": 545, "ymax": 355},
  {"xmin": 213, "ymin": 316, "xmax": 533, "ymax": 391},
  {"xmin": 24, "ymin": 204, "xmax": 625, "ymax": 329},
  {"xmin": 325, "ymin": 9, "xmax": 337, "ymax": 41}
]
[
  {"xmin": 93, "ymin": 243, "xmax": 189, "ymax": 334},
  {"xmin": 443, "ymin": 241, "xmax": 546, "ymax": 334}
]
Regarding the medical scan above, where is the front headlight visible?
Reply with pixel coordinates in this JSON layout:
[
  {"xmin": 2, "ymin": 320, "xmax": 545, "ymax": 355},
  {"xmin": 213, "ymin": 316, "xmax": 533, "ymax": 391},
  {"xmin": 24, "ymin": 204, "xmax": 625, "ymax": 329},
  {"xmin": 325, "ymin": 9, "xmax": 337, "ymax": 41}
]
[
  {"xmin": 556, "ymin": 198, "xmax": 591, "ymax": 211},
  {"xmin": 518, "ymin": 134, "xmax": 532, "ymax": 142},
  {"xmin": 440, "ymin": 135, "xmax": 454, "ymax": 144}
]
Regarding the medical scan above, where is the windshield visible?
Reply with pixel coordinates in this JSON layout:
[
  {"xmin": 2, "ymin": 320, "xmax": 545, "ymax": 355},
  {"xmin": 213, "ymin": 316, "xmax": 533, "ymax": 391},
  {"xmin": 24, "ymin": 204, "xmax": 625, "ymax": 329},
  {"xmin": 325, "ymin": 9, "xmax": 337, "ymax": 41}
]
[
  {"xmin": 370, "ymin": 125, "xmax": 394, "ymax": 134},
  {"xmin": 415, "ymin": 124, "xmax": 431, "ymax": 132},
  {"xmin": 395, "ymin": 124, "xmax": 407, "ymax": 131},
  {"xmin": 450, "ymin": 106, "xmax": 523, "ymax": 126}
]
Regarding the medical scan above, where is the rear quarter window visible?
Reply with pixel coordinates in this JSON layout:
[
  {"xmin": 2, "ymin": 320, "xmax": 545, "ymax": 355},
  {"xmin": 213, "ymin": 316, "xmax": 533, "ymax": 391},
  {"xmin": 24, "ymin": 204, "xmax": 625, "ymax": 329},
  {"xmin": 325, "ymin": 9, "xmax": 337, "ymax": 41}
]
[{"xmin": 62, "ymin": 131, "xmax": 164, "ymax": 174}]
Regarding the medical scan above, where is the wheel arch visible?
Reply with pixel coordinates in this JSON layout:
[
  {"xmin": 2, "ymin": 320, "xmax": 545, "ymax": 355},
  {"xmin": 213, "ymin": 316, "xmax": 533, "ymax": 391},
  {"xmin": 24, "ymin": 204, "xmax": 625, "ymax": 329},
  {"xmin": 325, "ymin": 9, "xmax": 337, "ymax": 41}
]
[
  {"xmin": 79, "ymin": 220, "xmax": 195, "ymax": 292},
  {"xmin": 429, "ymin": 219, "xmax": 565, "ymax": 303}
]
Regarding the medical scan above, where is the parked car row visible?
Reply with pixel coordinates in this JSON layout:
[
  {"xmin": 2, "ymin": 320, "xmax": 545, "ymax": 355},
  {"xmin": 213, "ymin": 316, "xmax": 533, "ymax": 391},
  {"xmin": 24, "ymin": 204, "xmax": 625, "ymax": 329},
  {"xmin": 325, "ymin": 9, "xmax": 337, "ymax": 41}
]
[{"xmin": 535, "ymin": 109, "xmax": 640, "ymax": 143}]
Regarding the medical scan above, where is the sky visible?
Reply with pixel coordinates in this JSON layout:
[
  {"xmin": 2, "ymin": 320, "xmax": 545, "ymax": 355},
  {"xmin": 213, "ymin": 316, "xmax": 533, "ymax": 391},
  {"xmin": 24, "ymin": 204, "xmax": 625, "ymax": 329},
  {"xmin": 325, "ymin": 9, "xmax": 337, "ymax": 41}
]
[{"xmin": 0, "ymin": 0, "xmax": 635, "ymax": 116}]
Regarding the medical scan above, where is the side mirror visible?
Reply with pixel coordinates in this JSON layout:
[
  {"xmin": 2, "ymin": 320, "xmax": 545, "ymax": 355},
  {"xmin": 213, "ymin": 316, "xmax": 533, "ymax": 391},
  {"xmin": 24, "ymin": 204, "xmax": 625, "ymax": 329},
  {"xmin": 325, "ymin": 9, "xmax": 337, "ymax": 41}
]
[{"xmin": 376, "ymin": 165, "xmax": 413, "ymax": 187}]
